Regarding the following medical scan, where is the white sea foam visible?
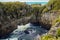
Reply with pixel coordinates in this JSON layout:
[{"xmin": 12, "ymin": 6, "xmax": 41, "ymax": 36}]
[{"xmin": 17, "ymin": 23, "xmax": 31, "ymax": 31}]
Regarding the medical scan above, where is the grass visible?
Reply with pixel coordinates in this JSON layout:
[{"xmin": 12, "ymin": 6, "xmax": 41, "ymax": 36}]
[
  {"xmin": 40, "ymin": 35, "xmax": 56, "ymax": 40},
  {"xmin": 52, "ymin": 15, "xmax": 60, "ymax": 26}
]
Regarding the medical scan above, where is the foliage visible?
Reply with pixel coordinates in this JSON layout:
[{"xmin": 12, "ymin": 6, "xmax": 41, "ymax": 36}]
[
  {"xmin": 31, "ymin": 4, "xmax": 41, "ymax": 8},
  {"xmin": 41, "ymin": 35, "xmax": 56, "ymax": 40},
  {"xmin": 0, "ymin": 2, "xmax": 33, "ymax": 20},
  {"xmin": 42, "ymin": 0, "xmax": 60, "ymax": 13},
  {"xmin": 40, "ymin": 28, "xmax": 60, "ymax": 40},
  {"xmin": 56, "ymin": 28, "xmax": 60, "ymax": 37},
  {"xmin": 52, "ymin": 16, "xmax": 60, "ymax": 26}
]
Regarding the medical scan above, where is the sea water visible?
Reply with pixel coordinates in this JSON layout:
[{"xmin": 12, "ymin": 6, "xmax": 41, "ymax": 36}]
[
  {"xmin": 0, "ymin": 23, "xmax": 48, "ymax": 40},
  {"xmin": 26, "ymin": 2, "xmax": 48, "ymax": 5}
]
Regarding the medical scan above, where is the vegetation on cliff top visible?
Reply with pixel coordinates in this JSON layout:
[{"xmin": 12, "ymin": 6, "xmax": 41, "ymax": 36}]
[
  {"xmin": 0, "ymin": 2, "xmax": 33, "ymax": 24},
  {"xmin": 42, "ymin": 0, "xmax": 60, "ymax": 13}
]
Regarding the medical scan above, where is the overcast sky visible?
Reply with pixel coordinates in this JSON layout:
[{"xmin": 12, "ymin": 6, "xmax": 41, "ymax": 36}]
[{"xmin": 0, "ymin": 0, "xmax": 49, "ymax": 2}]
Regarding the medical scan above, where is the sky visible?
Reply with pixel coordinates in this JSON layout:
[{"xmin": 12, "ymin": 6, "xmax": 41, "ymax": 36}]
[{"xmin": 0, "ymin": 0, "xmax": 49, "ymax": 2}]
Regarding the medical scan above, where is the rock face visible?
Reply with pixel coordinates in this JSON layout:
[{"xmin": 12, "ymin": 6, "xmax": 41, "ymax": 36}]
[
  {"xmin": 39, "ymin": 11, "xmax": 60, "ymax": 30},
  {"xmin": 48, "ymin": 22, "xmax": 60, "ymax": 36}
]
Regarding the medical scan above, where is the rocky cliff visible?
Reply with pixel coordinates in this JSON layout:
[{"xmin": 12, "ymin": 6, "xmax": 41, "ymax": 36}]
[
  {"xmin": 0, "ymin": 2, "xmax": 33, "ymax": 38},
  {"xmin": 0, "ymin": 0, "xmax": 60, "ymax": 38}
]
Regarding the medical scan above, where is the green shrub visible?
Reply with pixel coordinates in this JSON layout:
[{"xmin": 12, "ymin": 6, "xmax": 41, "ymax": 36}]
[
  {"xmin": 52, "ymin": 16, "xmax": 60, "ymax": 26},
  {"xmin": 41, "ymin": 35, "xmax": 56, "ymax": 40},
  {"xmin": 56, "ymin": 28, "xmax": 60, "ymax": 37}
]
